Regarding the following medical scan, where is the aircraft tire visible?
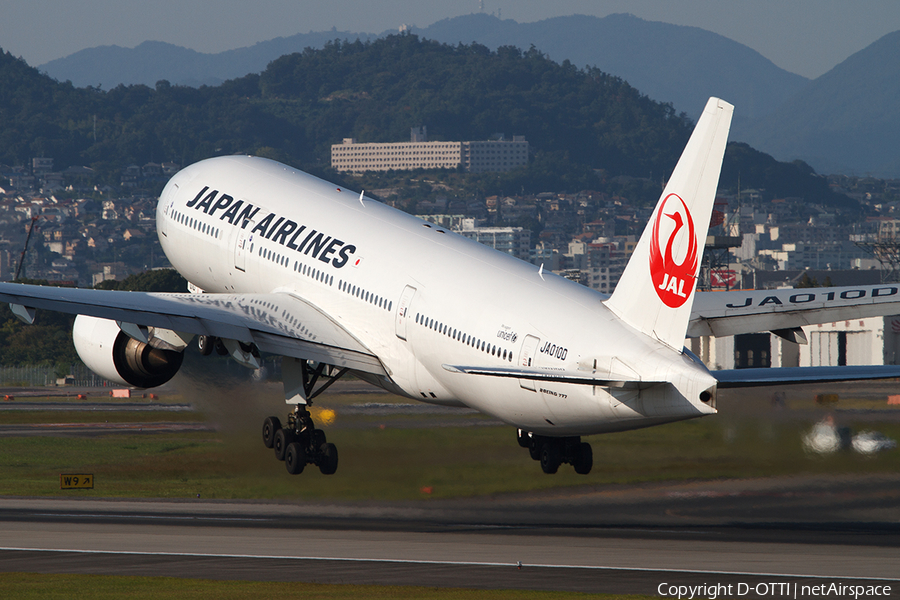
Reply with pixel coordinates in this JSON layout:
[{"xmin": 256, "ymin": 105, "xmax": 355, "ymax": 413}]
[
  {"xmin": 285, "ymin": 442, "xmax": 306, "ymax": 475},
  {"xmin": 573, "ymin": 442, "xmax": 593, "ymax": 475},
  {"xmin": 540, "ymin": 442, "xmax": 561, "ymax": 474},
  {"xmin": 319, "ymin": 443, "xmax": 338, "ymax": 475},
  {"xmin": 273, "ymin": 428, "xmax": 292, "ymax": 461},
  {"xmin": 197, "ymin": 335, "xmax": 215, "ymax": 356},
  {"xmin": 528, "ymin": 435, "xmax": 543, "ymax": 460},
  {"xmin": 262, "ymin": 416, "xmax": 281, "ymax": 449}
]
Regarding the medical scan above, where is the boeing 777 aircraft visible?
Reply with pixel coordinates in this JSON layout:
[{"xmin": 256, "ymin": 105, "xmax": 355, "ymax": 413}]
[{"xmin": 3, "ymin": 97, "xmax": 900, "ymax": 476}]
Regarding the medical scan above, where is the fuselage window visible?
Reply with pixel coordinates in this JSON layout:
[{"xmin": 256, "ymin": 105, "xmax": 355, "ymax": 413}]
[{"xmin": 388, "ymin": 301, "xmax": 392, "ymax": 311}]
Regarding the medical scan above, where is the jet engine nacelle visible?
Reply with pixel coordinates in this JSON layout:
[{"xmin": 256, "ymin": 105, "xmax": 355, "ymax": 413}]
[{"xmin": 73, "ymin": 315, "xmax": 183, "ymax": 388}]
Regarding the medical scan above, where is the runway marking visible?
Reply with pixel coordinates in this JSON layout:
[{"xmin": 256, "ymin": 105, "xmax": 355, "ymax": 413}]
[
  {"xmin": 1, "ymin": 547, "xmax": 897, "ymax": 582},
  {"xmin": 30, "ymin": 513, "xmax": 273, "ymax": 522}
]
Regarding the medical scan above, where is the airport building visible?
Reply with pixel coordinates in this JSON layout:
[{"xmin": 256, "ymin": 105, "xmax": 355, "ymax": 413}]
[
  {"xmin": 331, "ymin": 127, "xmax": 529, "ymax": 174},
  {"xmin": 690, "ymin": 315, "xmax": 900, "ymax": 371}
]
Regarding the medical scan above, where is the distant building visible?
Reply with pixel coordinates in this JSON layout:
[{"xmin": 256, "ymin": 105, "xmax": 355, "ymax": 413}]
[
  {"xmin": 332, "ymin": 127, "xmax": 528, "ymax": 174},
  {"xmin": 32, "ymin": 157, "xmax": 53, "ymax": 174},
  {"xmin": 690, "ymin": 316, "xmax": 900, "ymax": 371},
  {"xmin": 456, "ymin": 222, "xmax": 532, "ymax": 261}
]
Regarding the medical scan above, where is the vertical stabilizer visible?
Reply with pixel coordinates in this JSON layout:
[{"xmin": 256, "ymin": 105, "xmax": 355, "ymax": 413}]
[{"xmin": 605, "ymin": 97, "xmax": 733, "ymax": 350}]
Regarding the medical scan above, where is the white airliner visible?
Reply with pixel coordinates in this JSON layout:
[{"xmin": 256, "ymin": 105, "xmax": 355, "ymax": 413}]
[{"xmin": 3, "ymin": 97, "xmax": 900, "ymax": 476}]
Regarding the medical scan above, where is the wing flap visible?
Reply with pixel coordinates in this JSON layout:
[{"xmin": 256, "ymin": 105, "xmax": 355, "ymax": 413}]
[{"xmin": 0, "ymin": 282, "xmax": 385, "ymax": 376}]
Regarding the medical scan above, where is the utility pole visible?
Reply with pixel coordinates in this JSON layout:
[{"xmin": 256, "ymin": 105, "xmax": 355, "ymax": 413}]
[{"xmin": 15, "ymin": 216, "xmax": 40, "ymax": 281}]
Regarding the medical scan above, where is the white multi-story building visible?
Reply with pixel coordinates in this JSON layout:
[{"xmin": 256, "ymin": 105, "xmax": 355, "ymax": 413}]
[
  {"xmin": 456, "ymin": 222, "xmax": 532, "ymax": 261},
  {"xmin": 331, "ymin": 127, "xmax": 528, "ymax": 174}
]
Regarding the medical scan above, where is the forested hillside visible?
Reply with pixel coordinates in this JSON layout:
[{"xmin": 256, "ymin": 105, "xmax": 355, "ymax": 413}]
[{"xmin": 1, "ymin": 35, "xmax": 849, "ymax": 205}]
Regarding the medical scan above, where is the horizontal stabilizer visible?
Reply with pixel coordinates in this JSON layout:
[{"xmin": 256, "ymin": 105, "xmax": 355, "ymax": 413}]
[
  {"xmin": 689, "ymin": 284, "xmax": 900, "ymax": 338},
  {"xmin": 714, "ymin": 365, "xmax": 900, "ymax": 388},
  {"xmin": 442, "ymin": 364, "xmax": 664, "ymax": 389}
]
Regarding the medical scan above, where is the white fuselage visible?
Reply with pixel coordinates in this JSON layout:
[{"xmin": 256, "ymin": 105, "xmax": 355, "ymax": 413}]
[{"xmin": 157, "ymin": 156, "xmax": 716, "ymax": 436}]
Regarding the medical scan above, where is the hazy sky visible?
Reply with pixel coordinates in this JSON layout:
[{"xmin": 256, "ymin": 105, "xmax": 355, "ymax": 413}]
[{"xmin": 2, "ymin": 1, "xmax": 899, "ymax": 79}]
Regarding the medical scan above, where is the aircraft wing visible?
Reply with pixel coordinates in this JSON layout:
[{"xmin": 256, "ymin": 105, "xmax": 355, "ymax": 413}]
[
  {"xmin": 442, "ymin": 364, "xmax": 665, "ymax": 389},
  {"xmin": 0, "ymin": 282, "xmax": 385, "ymax": 376},
  {"xmin": 688, "ymin": 284, "xmax": 900, "ymax": 338},
  {"xmin": 714, "ymin": 365, "xmax": 900, "ymax": 388}
]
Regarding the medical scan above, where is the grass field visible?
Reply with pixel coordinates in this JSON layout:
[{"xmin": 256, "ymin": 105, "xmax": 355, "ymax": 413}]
[
  {"xmin": 1, "ymin": 383, "xmax": 898, "ymax": 500},
  {"xmin": 0, "ymin": 573, "xmax": 649, "ymax": 600}
]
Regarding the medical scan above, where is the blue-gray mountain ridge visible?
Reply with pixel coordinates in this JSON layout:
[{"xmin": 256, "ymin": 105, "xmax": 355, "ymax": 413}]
[{"xmin": 37, "ymin": 13, "xmax": 900, "ymax": 177}]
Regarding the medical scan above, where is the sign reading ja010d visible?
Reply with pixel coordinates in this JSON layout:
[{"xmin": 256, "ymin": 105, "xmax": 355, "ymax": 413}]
[{"xmin": 60, "ymin": 474, "xmax": 93, "ymax": 489}]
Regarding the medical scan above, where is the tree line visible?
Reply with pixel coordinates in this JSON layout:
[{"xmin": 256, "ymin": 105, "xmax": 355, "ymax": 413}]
[{"xmin": 0, "ymin": 35, "xmax": 852, "ymax": 206}]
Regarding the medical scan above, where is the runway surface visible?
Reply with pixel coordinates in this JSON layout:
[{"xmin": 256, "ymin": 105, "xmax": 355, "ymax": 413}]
[
  {"xmin": 2, "ymin": 380, "xmax": 899, "ymax": 595},
  {"xmin": 1, "ymin": 474, "xmax": 898, "ymax": 597}
]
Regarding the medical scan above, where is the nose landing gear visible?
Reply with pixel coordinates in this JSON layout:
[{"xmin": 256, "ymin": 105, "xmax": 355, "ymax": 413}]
[{"xmin": 518, "ymin": 429, "xmax": 592, "ymax": 474}]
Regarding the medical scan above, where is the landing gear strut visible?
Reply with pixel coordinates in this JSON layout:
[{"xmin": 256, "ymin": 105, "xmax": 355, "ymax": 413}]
[
  {"xmin": 262, "ymin": 360, "xmax": 347, "ymax": 476},
  {"xmin": 517, "ymin": 429, "xmax": 592, "ymax": 474}
]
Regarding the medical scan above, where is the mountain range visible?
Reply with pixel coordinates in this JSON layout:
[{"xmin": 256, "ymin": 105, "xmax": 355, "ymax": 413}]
[{"xmin": 34, "ymin": 13, "xmax": 900, "ymax": 178}]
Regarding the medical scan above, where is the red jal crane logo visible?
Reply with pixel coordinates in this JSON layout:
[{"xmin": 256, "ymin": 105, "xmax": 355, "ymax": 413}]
[{"xmin": 649, "ymin": 193, "xmax": 698, "ymax": 308}]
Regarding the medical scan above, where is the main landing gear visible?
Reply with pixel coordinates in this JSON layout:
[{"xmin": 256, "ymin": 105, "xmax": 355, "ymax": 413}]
[
  {"xmin": 262, "ymin": 407, "xmax": 338, "ymax": 475},
  {"xmin": 517, "ymin": 429, "xmax": 592, "ymax": 475},
  {"xmin": 262, "ymin": 359, "xmax": 347, "ymax": 476}
]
